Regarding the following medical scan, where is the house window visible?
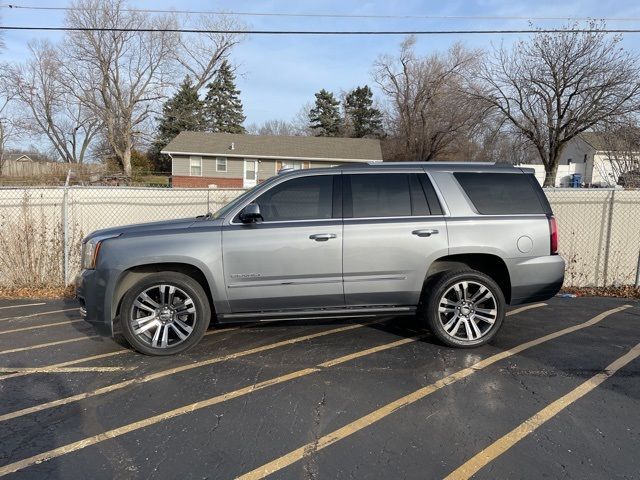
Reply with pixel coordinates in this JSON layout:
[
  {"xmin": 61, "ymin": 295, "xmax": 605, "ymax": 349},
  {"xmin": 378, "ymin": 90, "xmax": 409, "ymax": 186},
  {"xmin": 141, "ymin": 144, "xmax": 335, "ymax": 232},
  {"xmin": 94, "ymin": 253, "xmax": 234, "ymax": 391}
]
[
  {"xmin": 216, "ymin": 157, "xmax": 227, "ymax": 172},
  {"xmin": 282, "ymin": 160, "xmax": 304, "ymax": 170},
  {"xmin": 190, "ymin": 156, "xmax": 202, "ymax": 176}
]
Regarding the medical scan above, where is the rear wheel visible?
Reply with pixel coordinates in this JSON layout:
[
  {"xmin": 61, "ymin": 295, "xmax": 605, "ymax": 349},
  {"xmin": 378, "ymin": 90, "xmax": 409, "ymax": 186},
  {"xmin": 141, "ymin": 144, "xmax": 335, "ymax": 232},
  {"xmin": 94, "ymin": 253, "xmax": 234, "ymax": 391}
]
[
  {"xmin": 423, "ymin": 270, "xmax": 505, "ymax": 348},
  {"xmin": 120, "ymin": 272, "xmax": 210, "ymax": 356}
]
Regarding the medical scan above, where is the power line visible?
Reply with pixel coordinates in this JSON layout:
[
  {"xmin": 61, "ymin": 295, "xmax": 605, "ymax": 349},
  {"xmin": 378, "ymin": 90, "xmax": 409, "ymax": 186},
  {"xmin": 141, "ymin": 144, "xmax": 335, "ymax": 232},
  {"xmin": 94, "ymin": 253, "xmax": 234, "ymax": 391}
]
[
  {"xmin": 1, "ymin": 26, "xmax": 640, "ymax": 35},
  {"xmin": 2, "ymin": 3, "xmax": 640, "ymax": 22}
]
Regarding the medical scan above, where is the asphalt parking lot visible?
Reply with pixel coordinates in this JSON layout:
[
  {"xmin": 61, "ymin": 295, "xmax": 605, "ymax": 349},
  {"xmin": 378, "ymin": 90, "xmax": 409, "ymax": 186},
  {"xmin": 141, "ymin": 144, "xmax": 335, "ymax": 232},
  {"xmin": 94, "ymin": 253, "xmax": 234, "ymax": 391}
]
[{"xmin": 0, "ymin": 297, "xmax": 638, "ymax": 479}]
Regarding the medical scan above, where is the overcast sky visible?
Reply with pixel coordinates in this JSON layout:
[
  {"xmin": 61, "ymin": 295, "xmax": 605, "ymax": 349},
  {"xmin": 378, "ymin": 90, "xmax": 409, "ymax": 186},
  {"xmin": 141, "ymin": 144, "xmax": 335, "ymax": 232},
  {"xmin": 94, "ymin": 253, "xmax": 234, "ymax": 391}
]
[{"xmin": 3, "ymin": 0, "xmax": 640, "ymax": 128}]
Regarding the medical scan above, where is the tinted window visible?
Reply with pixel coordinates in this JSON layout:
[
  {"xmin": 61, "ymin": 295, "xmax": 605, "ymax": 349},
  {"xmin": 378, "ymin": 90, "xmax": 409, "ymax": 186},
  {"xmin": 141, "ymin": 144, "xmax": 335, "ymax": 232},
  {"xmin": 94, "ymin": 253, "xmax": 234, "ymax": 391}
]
[
  {"xmin": 454, "ymin": 172, "xmax": 547, "ymax": 214},
  {"xmin": 347, "ymin": 173, "xmax": 427, "ymax": 218},
  {"xmin": 255, "ymin": 175, "xmax": 333, "ymax": 221}
]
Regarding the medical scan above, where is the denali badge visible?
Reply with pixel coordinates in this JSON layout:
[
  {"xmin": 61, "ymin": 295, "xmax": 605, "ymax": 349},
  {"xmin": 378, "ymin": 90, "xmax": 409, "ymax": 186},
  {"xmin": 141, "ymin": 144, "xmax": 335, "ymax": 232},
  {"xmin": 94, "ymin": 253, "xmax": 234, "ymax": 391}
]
[{"xmin": 230, "ymin": 273, "xmax": 262, "ymax": 279}]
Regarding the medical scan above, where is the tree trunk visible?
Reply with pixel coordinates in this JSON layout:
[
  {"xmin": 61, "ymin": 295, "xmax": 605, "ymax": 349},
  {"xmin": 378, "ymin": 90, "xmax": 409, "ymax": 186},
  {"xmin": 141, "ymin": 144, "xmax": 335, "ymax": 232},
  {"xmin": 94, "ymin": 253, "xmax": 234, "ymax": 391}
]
[
  {"xmin": 122, "ymin": 144, "xmax": 132, "ymax": 176},
  {"xmin": 543, "ymin": 160, "xmax": 559, "ymax": 187}
]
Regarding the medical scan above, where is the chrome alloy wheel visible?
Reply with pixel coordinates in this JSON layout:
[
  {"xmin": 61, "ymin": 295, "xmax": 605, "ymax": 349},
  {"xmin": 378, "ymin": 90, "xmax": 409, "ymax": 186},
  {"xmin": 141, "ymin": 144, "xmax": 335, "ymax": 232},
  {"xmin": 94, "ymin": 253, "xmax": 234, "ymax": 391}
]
[
  {"xmin": 129, "ymin": 284, "xmax": 197, "ymax": 349},
  {"xmin": 437, "ymin": 281, "xmax": 498, "ymax": 342}
]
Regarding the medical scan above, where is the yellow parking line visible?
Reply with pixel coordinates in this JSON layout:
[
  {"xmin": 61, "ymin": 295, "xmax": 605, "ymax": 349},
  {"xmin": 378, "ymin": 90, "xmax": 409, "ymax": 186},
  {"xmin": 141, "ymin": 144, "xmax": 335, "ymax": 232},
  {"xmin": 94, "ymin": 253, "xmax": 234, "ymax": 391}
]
[
  {"xmin": 0, "ymin": 303, "xmax": 46, "ymax": 311},
  {"xmin": 0, "ymin": 308, "xmax": 79, "ymax": 322},
  {"xmin": 506, "ymin": 303, "xmax": 546, "ymax": 316},
  {"xmin": 0, "ymin": 322, "xmax": 376, "ymax": 422},
  {"xmin": 235, "ymin": 304, "xmax": 631, "ymax": 480},
  {"xmin": 0, "ymin": 336, "xmax": 102, "ymax": 356},
  {"xmin": 0, "ymin": 366, "xmax": 137, "ymax": 374},
  {"xmin": 0, "ymin": 333, "xmax": 424, "ymax": 477},
  {"xmin": 0, "ymin": 351, "xmax": 129, "ymax": 380},
  {"xmin": 445, "ymin": 341, "xmax": 640, "ymax": 480},
  {"xmin": 0, "ymin": 319, "xmax": 84, "ymax": 336},
  {"xmin": 0, "ymin": 327, "xmax": 236, "ymax": 380}
]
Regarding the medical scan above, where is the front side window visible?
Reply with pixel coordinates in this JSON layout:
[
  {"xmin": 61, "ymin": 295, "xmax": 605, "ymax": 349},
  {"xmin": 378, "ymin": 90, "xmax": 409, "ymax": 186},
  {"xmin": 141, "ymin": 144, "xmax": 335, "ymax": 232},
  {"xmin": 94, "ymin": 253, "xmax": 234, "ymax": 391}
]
[
  {"xmin": 190, "ymin": 156, "xmax": 202, "ymax": 176},
  {"xmin": 254, "ymin": 175, "xmax": 333, "ymax": 221},
  {"xmin": 216, "ymin": 157, "xmax": 227, "ymax": 172},
  {"xmin": 346, "ymin": 173, "xmax": 432, "ymax": 218}
]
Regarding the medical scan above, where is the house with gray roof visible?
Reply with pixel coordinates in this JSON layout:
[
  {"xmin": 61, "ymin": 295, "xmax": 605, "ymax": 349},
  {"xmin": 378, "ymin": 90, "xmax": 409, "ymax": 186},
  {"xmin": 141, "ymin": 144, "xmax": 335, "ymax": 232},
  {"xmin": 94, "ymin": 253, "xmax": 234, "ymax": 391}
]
[{"xmin": 162, "ymin": 132, "xmax": 383, "ymax": 188}]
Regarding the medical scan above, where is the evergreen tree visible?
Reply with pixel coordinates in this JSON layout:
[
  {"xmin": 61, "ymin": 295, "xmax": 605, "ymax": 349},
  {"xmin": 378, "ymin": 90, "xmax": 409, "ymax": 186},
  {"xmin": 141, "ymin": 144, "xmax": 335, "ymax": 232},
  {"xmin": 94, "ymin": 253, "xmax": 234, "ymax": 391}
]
[
  {"xmin": 344, "ymin": 85, "xmax": 383, "ymax": 138},
  {"xmin": 150, "ymin": 76, "xmax": 203, "ymax": 170},
  {"xmin": 308, "ymin": 89, "xmax": 342, "ymax": 137},
  {"xmin": 203, "ymin": 60, "xmax": 246, "ymax": 133}
]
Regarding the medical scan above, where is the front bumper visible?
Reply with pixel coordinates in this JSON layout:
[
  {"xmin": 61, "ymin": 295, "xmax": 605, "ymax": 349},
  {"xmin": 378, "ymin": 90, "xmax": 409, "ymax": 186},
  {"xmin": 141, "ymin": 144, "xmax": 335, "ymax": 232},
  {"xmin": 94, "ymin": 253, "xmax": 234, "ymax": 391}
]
[
  {"xmin": 507, "ymin": 255, "xmax": 565, "ymax": 305},
  {"xmin": 75, "ymin": 269, "xmax": 113, "ymax": 336}
]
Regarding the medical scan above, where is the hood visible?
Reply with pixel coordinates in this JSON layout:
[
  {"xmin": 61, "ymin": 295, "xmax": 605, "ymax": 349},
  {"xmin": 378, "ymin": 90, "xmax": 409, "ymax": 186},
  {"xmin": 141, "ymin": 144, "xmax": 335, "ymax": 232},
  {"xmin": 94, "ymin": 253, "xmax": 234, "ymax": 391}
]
[{"xmin": 84, "ymin": 217, "xmax": 216, "ymax": 242}]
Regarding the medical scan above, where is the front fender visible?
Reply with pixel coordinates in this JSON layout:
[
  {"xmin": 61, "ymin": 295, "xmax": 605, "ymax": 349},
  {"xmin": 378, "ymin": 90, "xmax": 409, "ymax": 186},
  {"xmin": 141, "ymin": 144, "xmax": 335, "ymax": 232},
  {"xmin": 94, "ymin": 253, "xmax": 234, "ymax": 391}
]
[{"xmin": 96, "ymin": 228, "xmax": 225, "ymax": 332}]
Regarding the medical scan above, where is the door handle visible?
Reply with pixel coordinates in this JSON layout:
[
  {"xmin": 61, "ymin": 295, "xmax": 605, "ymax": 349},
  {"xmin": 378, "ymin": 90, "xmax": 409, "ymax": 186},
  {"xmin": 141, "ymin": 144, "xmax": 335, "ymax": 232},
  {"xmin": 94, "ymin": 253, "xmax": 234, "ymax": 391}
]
[
  {"xmin": 412, "ymin": 229, "xmax": 439, "ymax": 237},
  {"xmin": 309, "ymin": 233, "xmax": 337, "ymax": 242}
]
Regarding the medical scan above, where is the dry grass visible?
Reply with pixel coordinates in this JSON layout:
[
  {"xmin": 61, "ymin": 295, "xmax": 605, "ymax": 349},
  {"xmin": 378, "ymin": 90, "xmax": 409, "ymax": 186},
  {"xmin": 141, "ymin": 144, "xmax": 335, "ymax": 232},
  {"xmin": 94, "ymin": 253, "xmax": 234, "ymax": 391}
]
[
  {"xmin": 561, "ymin": 285, "xmax": 640, "ymax": 299},
  {"xmin": 0, "ymin": 285, "xmax": 75, "ymax": 299},
  {"xmin": 0, "ymin": 192, "xmax": 83, "ymax": 288}
]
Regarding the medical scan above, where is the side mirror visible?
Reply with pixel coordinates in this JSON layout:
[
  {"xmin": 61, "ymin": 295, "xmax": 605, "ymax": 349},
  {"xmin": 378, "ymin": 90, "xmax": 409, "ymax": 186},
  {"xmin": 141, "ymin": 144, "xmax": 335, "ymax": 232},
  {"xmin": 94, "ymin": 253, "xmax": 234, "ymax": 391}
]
[{"xmin": 239, "ymin": 203, "xmax": 263, "ymax": 223}]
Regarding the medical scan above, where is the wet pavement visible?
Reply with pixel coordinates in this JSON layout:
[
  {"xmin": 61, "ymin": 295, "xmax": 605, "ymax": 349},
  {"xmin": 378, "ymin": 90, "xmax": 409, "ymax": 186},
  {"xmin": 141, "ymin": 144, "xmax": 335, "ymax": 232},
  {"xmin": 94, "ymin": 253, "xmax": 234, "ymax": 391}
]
[{"xmin": 0, "ymin": 297, "xmax": 638, "ymax": 479}]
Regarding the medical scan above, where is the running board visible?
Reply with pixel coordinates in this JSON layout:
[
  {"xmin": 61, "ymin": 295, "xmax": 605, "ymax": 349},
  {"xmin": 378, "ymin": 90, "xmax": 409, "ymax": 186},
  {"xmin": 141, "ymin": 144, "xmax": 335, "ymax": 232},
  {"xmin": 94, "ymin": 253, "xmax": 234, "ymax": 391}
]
[{"xmin": 217, "ymin": 306, "xmax": 416, "ymax": 322}]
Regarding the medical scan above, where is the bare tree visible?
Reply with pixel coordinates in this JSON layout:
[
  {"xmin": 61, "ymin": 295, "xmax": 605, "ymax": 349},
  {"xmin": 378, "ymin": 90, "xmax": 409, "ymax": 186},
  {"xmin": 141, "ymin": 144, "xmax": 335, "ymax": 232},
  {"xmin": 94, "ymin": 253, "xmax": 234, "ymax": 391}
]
[
  {"xmin": 595, "ymin": 117, "xmax": 640, "ymax": 184},
  {"xmin": 11, "ymin": 40, "xmax": 100, "ymax": 164},
  {"xmin": 63, "ymin": 0, "xmax": 179, "ymax": 175},
  {"xmin": 175, "ymin": 15, "xmax": 245, "ymax": 91},
  {"xmin": 246, "ymin": 119, "xmax": 296, "ymax": 136},
  {"xmin": 0, "ymin": 65, "xmax": 16, "ymax": 175},
  {"xmin": 472, "ymin": 21, "xmax": 640, "ymax": 186},
  {"xmin": 374, "ymin": 37, "xmax": 488, "ymax": 161}
]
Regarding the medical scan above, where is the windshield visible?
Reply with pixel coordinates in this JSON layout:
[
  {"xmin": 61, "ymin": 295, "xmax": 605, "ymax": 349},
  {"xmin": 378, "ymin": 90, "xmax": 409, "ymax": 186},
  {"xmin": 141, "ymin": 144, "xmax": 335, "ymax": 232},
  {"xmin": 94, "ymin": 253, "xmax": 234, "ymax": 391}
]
[{"xmin": 210, "ymin": 176, "xmax": 280, "ymax": 219}]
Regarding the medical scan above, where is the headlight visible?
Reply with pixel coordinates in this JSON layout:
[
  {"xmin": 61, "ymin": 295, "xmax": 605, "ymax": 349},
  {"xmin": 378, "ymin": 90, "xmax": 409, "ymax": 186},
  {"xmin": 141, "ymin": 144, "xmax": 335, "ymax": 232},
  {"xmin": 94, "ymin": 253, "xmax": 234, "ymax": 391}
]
[{"xmin": 81, "ymin": 234, "xmax": 121, "ymax": 270}]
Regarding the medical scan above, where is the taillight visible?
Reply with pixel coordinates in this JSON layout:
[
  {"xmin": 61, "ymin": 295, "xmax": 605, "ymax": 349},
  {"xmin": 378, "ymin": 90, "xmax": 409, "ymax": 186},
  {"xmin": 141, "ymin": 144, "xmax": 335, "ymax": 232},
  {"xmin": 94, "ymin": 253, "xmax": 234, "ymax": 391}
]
[{"xmin": 548, "ymin": 215, "xmax": 558, "ymax": 255}]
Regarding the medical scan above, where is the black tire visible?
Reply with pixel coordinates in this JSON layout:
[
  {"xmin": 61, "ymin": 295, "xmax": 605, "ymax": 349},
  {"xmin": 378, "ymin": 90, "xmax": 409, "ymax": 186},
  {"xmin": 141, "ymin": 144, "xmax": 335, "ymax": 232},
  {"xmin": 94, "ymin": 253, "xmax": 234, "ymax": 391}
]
[
  {"xmin": 423, "ymin": 269, "xmax": 506, "ymax": 348},
  {"xmin": 120, "ymin": 272, "xmax": 211, "ymax": 356}
]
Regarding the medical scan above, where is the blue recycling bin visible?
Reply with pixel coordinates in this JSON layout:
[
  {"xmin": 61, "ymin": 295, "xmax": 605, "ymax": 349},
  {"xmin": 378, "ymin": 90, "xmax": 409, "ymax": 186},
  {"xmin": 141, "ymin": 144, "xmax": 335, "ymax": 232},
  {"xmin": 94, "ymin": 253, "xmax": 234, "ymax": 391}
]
[{"xmin": 571, "ymin": 173, "xmax": 582, "ymax": 187}]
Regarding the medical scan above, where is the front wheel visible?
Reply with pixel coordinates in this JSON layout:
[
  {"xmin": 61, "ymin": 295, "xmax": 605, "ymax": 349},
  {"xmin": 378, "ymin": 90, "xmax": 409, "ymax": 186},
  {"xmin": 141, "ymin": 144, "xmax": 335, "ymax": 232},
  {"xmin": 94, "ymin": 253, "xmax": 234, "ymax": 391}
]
[
  {"xmin": 120, "ymin": 272, "xmax": 211, "ymax": 356},
  {"xmin": 423, "ymin": 270, "xmax": 506, "ymax": 348}
]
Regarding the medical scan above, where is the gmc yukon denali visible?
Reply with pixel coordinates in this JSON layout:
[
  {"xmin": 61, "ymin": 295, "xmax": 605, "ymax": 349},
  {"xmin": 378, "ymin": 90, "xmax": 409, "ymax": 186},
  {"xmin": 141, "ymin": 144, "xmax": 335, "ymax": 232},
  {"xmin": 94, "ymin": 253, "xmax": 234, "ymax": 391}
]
[{"xmin": 76, "ymin": 163, "xmax": 565, "ymax": 356}]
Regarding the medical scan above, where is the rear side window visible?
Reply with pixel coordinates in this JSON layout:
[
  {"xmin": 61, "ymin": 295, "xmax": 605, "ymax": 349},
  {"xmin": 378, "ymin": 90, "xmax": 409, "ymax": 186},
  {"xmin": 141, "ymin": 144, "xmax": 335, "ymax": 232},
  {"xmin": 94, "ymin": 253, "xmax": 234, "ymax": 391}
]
[
  {"xmin": 255, "ymin": 175, "xmax": 333, "ymax": 221},
  {"xmin": 345, "ymin": 173, "xmax": 438, "ymax": 217},
  {"xmin": 454, "ymin": 172, "xmax": 548, "ymax": 215}
]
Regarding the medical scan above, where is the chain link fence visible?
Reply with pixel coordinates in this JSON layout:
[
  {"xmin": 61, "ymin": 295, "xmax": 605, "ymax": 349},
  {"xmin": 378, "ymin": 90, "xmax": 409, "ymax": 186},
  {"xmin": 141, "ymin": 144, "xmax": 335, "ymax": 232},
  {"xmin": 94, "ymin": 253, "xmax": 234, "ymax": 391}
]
[
  {"xmin": 0, "ymin": 186, "xmax": 638, "ymax": 289},
  {"xmin": 0, "ymin": 187, "xmax": 245, "ymax": 287}
]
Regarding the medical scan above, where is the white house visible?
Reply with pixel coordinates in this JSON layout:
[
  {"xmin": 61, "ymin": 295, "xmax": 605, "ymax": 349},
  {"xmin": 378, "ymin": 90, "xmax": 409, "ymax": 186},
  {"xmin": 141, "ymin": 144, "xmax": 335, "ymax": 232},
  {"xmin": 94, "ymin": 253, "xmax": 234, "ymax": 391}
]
[{"xmin": 520, "ymin": 133, "xmax": 639, "ymax": 187}]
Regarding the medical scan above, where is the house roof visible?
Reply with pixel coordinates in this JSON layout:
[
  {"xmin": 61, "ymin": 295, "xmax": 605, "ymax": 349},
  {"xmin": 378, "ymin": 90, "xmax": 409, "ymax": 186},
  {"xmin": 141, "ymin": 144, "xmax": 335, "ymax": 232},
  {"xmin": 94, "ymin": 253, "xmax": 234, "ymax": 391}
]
[
  {"xmin": 580, "ymin": 132, "xmax": 640, "ymax": 152},
  {"xmin": 161, "ymin": 132, "xmax": 383, "ymax": 162},
  {"xmin": 4, "ymin": 153, "xmax": 34, "ymax": 162},
  {"xmin": 579, "ymin": 132, "xmax": 609, "ymax": 150}
]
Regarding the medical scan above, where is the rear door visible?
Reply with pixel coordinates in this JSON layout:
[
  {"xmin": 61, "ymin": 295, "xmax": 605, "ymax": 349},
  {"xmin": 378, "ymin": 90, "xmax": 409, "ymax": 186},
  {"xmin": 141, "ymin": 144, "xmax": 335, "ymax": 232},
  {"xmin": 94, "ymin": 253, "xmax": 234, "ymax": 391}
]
[
  {"xmin": 342, "ymin": 171, "xmax": 449, "ymax": 307},
  {"xmin": 222, "ymin": 172, "xmax": 344, "ymax": 312}
]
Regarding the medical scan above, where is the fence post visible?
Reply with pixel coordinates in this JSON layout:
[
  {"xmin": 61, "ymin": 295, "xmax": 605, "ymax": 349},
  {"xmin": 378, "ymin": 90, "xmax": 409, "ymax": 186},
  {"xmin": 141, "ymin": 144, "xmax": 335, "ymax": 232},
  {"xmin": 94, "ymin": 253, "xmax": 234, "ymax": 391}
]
[
  {"xmin": 62, "ymin": 186, "xmax": 69, "ymax": 286},
  {"xmin": 207, "ymin": 187, "xmax": 210, "ymax": 213},
  {"xmin": 636, "ymin": 250, "xmax": 640, "ymax": 288},
  {"xmin": 602, "ymin": 189, "xmax": 615, "ymax": 287}
]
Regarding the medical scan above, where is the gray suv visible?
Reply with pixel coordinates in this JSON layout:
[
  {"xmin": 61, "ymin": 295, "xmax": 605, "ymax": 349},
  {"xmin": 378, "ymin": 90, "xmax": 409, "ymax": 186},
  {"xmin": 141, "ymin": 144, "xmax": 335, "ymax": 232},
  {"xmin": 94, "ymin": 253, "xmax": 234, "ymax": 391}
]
[{"xmin": 76, "ymin": 163, "xmax": 564, "ymax": 356}]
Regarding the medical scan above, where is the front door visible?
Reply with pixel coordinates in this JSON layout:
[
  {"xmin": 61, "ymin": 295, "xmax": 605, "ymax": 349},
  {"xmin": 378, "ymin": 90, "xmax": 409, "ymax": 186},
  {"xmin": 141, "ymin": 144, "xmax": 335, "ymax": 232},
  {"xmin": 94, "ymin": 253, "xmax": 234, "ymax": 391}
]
[
  {"xmin": 243, "ymin": 159, "xmax": 257, "ymax": 188},
  {"xmin": 342, "ymin": 172, "xmax": 449, "ymax": 306},
  {"xmin": 222, "ymin": 173, "xmax": 344, "ymax": 312}
]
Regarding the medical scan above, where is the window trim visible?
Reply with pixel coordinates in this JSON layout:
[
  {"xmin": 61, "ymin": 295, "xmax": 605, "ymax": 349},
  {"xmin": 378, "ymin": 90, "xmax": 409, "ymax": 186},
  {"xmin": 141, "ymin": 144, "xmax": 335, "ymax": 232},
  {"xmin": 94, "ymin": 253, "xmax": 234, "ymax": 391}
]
[
  {"xmin": 189, "ymin": 156, "xmax": 202, "ymax": 177},
  {"xmin": 216, "ymin": 157, "xmax": 227, "ymax": 172}
]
